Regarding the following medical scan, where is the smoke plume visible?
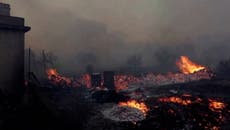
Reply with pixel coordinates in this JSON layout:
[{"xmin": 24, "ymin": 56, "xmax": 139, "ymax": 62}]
[{"xmin": 4, "ymin": 0, "xmax": 230, "ymax": 73}]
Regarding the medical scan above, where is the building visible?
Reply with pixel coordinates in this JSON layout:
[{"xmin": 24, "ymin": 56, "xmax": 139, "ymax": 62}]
[{"xmin": 0, "ymin": 3, "xmax": 30, "ymax": 98}]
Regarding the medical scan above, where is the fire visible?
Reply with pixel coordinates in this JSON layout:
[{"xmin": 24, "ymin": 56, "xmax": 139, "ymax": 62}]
[
  {"xmin": 45, "ymin": 55, "xmax": 212, "ymax": 91},
  {"xmin": 119, "ymin": 100, "xmax": 149, "ymax": 114},
  {"xmin": 46, "ymin": 68, "xmax": 72, "ymax": 86},
  {"xmin": 209, "ymin": 99, "xmax": 226, "ymax": 112},
  {"xmin": 176, "ymin": 56, "xmax": 206, "ymax": 74},
  {"xmin": 46, "ymin": 68, "xmax": 58, "ymax": 79},
  {"xmin": 46, "ymin": 68, "xmax": 94, "ymax": 88},
  {"xmin": 115, "ymin": 75, "xmax": 141, "ymax": 91},
  {"xmin": 158, "ymin": 96, "xmax": 192, "ymax": 106}
]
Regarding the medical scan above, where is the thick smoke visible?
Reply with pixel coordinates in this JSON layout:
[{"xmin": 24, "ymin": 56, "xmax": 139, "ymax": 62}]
[{"xmin": 5, "ymin": 0, "xmax": 230, "ymax": 74}]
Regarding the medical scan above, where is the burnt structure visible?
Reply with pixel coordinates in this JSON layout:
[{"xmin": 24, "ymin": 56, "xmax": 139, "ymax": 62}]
[
  {"xmin": 0, "ymin": 3, "xmax": 30, "ymax": 98},
  {"xmin": 103, "ymin": 71, "xmax": 115, "ymax": 90},
  {"xmin": 91, "ymin": 73, "xmax": 102, "ymax": 87}
]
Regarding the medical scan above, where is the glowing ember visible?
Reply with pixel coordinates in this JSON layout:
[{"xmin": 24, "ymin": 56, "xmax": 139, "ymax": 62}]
[
  {"xmin": 182, "ymin": 93, "xmax": 192, "ymax": 97},
  {"xmin": 45, "ymin": 55, "xmax": 212, "ymax": 91},
  {"xmin": 81, "ymin": 74, "xmax": 91, "ymax": 88},
  {"xmin": 46, "ymin": 68, "xmax": 59, "ymax": 79},
  {"xmin": 119, "ymin": 100, "xmax": 149, "ymax": 114},
  {"xmin": 158, "ymin": 96, "xmax": 192, "ymax": 106},
  {"xmin": 46, "ymin": 68, "xmax": 73, "ymax": 87},
  {"xmin": 209, "ymin": 99, "xmax": 226, "ymax": 112},
  {"xmin": 211, "ymin": 126, "xmax": 220, "ymax": 130},
  {"xmin": 115, "ymin": 75, "xmax": 140, "ymax": 91},
  {"xmin": 176, "ymin": 56, "xmax": 206, "ymax": 74}
]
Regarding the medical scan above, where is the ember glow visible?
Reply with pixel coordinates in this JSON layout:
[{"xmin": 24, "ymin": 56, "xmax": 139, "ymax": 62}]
[
  {"xmin": 45, "ymin": 56, "xmax": 213, "ymax": 91},
  {"xmin": 115, "ymin": 75, "xmax": 141, "ymax": 91},
  {"xmin": 46, "ymin": 68, "xmax": 58, "ymax": 79},
  {"xmin": 158, "ymin": 96, "xmax": 192, "ymax": 106},
  {"xmin": 176, "ymin": 56, "xmax": 206, "ymax": 74},
  {"xmin": 209, "ymin": 99, "xmax": 226, "ymax": 112},
  {"xmin": 119, "ymin": 100, "xmax": 149, "ymax": 114},
  {"xmin": 80, "ymin": 74, "xmax": 91, "ymax": 88},
  {"xmin": 114, "ymin": 71, "xmax": 212, "ymax": 91},
  {"xmin": 46, "ymin": 68, "xmax": 72, "ymax": 87},
  {"xmin": 155, "ymin": 95, "xmax": 229, "ymax": 130}
]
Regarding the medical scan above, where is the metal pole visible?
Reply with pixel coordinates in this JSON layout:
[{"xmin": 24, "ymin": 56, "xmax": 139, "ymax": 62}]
[{"xmin": 28, "ymin": 47, "xmax": 31, "ymax": 81}]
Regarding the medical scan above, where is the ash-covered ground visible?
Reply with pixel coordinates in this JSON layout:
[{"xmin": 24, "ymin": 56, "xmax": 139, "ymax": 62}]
[{"xmin": 0, "ymin": 79, "xmax": 230, "ymax": 130}]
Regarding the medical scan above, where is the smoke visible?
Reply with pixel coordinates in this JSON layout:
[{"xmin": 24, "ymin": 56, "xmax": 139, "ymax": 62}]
[{"xmin": 5, "ymin": 0, "xmax": 230, "ymax": 73}]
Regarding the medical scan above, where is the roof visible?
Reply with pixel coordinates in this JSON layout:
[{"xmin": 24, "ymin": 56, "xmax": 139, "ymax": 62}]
[
  {"xmin": 0, "ymin": 15, "xmax": 30, "ymax": 32},
  {"xmin": 0, "ymin": 24, "xmax": 30, "ymax": 32}
]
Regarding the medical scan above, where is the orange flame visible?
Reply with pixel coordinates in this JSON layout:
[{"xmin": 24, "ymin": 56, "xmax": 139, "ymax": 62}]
[
  {"xmin": 46, "ymin": 68, "xmax": 72, "ymax": 86},
  {"xmin": 46, "ymin": 68, "xmax": 58, "ymax": 79},
  {"xmin": 119, "ymin": 100, "xmax": 149, "ymax": 114},
  {"xmin": 158, "ymin": 96, "xmax": 192, "ymax": 106},
  {"xmin": 176, "ymin": 56, "xmax": 206, "ymax": 74},
  {"xmin": 209, "ymin": 99, "xmax": 226, "ymax": 112}
]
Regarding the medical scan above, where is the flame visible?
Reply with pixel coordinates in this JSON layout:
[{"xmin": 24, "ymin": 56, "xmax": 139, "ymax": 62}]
[
  {"xmin": 46, "ymin": 68, "xmax": 59, "ymax": 79},
  {"xmin": 158, "ymin": 96, "xmax": 192, "ymax": 106},
  {"xmin": 119, "ymin": 100, "xmax": 149, "ymax": 114},
  {"xmin": 209, "ymin": 99, "xmax": 226, "ymax": 112},
  {"xmin": 45, "ymin": 55, "xmax": 212, "ymax": 91},
  {"xmin": 46, "ymin": 68, "xmax": 72, "ymax": 86},
  {"xmin": 176, "ymin": 56, "xmax": 206, "ymax": 74}
]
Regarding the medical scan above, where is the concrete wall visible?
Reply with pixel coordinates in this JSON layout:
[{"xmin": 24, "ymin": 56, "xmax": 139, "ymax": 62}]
[
  {"xmin": 0, "ymin": 3, "xmax": 30, "ymax": 99},
  {"xmin": 0, "ymin": 30, "xmax": 25, "ymax": 96}
]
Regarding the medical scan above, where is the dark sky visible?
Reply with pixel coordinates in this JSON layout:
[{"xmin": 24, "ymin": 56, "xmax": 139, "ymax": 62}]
[{"xmin": 4, "ymin": 0, "xmax": 230, "ymax": 73}]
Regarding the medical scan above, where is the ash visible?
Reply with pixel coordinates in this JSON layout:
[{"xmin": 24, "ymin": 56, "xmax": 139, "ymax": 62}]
[{"xmin": 102, "ymin": 105, "xmax": 146, "ymax": 122}]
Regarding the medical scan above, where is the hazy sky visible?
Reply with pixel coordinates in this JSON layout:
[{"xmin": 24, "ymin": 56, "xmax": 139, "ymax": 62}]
[{"xmin": 2, "ymin": 0, "xmax": 230, "ymax": 73}]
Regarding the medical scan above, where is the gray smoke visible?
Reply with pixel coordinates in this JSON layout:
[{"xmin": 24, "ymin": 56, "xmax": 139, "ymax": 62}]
[{"xmin": 5, "ymin": 0, "xmax": 230, "ymax": 73}]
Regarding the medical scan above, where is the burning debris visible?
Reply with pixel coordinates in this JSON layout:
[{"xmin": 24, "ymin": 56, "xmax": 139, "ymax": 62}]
[
  {"xmin": 158, "ymin": 96, "xmax": 192, "ymax": 106},
  {"xmin": 146, "ymin": 94, "xmax": 229, "ymax": 130},
  {"xmin": 209, "ymin": 99, "xmax": 226, "ymax": 113},
  {"xmin": 118, "ymin": 100, "xmax": 149, "ymax": 114},
  {"xmin": 46, "ymin": 68, "xmax": 72, "ymax": 86},
  {"xmin": 176, "ymin": 56, "xmax": 206, "ymax": 74},
  {"xmin": 132, "ymin": 95, "xmax": 227, "ymax": 130},
  {"xmin": 1, "ymin": 1, "xmax": 230, "ymax": 130},
  {"xmin": 101, "ymin": 100, "xmax": 149, "ymax": 123},
  {"xmin": 41, "ymin": 55, "xmax": 230, "ymax": 130},
  {"xmin": 46, "ymin": 68, "xmax": 91, "ymax": 88},
  {"xmin": 85, "ymin": 91, "xmax": 230, "ymax": 130},
  {"xmin": 45, "ymin": 56, "xmax": 213, "ymax": 91}
]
